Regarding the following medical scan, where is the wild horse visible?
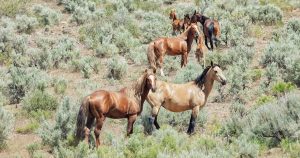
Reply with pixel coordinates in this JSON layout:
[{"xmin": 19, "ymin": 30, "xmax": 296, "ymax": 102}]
[
  {"xmin": 147, "ymin": 23, "xmax": 200, "ymax": 76},
  {"xmin": 76, "ymin": 69, "xmax": 157, "ymax": 147},
  {"xmin": 191, "ymin": 11, "xmax": 221, "ymax": 51},
  {"xmin": 146, "ymin": 62, "xmax": 226, "ymax": 134}
]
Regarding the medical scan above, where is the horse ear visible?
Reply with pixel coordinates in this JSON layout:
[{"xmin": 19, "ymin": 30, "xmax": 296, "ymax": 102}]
[
  {"xmin": 194, "ymin": 10, "xmax": 196, "ymax": 15},
  {"xmin": 211, "ymin": 61, "xmax": 214, "ymax": 67}
]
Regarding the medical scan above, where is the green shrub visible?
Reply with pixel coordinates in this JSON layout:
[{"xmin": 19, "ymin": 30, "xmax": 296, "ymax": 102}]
[
  {"xmin": 8, "ymin": 67, "xmax": 49, "ymax": 104},
  {"xmin": 256, "ymin": 95, "xmax": 275, "ymax": 106},
  {"xmin": 281, "ymin": 139, "xmax": 300, "ymax": 158},
  {"xmin": 16, "ymin": 121, "xmax": 39, "ymax": 134},
  {"xmin": 222, "ymin": 93, "xmax": 300, "ymax": 147},
  {"xmin": 15, "ymin": 14, "xmax": 38, "ymax": 34},
  {"xmin": 286, "ymin": 18, "xmax": 300, "ymax": 33},
  {"xmin": 32, "ymin": 5, "xmax": 61, "ymax": 26},
  {"xmin": 0, "ymin": 0, "xmax": 31, "ymax": 17},
  {"xmin": 38, "ymin": 98, "xmax": 77, "ymax": 150},
  {"xmin": 272, "ymin": 81, "xmax": 296, "ymax": 96},
  {"xmin": 57, "ymin": 0, "xmax": 96, "ymax": 13},
  {"xmin": 53, "ymin": 78, "xmax": 68, "ymax": 95},
  {"xmin": 174, "ymin": 60, "xmax": 202, "ymax": 83},
  {"xmin": 95, "ymin": 43, "xmax": 118, "ymax": 58},
  {"xmin": 0, "ymin": 107, "xmax": 14, "ymax": 149},
  {"xmin": 247, "ymin": 4, "xmax": 283, "ymax": 25},
  {"xmin": 23, "ymin": 90, "xmax": 58, "ymax": 113},
  {"xmin": 26, "ymin": 142, "xmax": 41, "ymax": 158},
  {"xmin": 107, "ymin": 56, "xmax": 128, "ymax": 80}
]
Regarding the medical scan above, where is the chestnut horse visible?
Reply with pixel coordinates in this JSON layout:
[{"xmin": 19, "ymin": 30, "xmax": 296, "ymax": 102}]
[
  {"xmin": 146, "ymin": 61, "xmax": 226, "ymax": 134},
  {"xmin": 195, "ymin": 33, "xmax": 207, "ymax": 67},
  {"xmin": 191, "ymin": 11, "xmax": 221, "ymax": 51},
  {"xmin": 169, "ymin": 9, "xmax": 190, "ymax": 35},
  {"xmin": 76, "ymin": 69, "xmax": 157, "ymax": 147},
  {"xmin": 147, "ymin": 23, "xmax": 200, "ymax": 76}
]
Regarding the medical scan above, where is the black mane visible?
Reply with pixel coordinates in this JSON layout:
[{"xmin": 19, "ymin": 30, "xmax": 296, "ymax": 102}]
[{"xmin": 194, "ymin": 64, "xmax": 220, "ymax": 88}]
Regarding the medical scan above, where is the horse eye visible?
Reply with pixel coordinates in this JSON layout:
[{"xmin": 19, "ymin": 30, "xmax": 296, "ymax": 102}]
[{"xmin": 214, "ymin": 71, "xmax": 217, "ymax": 73}]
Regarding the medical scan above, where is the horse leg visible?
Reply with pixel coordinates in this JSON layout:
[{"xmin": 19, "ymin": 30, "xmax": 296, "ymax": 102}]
[
  {"xmin": 149, "ymin": 106, "xmax": 161, "ymax": 130},
  {"xmin": 94, "ymin": 114, "xmax": 105, "ymax": 148},
  {"xmin": 183, "ymin": 51, "xmax": 188, "ymax": 67},
  {"xmin": 187, "ymin": 106, "xmax": 199, "ymax": 135},
  {"xmin": 158, "ymin": 56, "xmax": 165, "ymax": 77},
  {"xmin": 205, "ymin": 36, "xmax": 211, "ymax": 50},
  {"xmin": 127, "ymin": 114, "xmax": 137, "ymax": 136},
  {"xmin": 84, "ymin": 115, "xmax": 94, "ymax": 145},
  {"xmin": 209, "ymin": 37, "xmax": 214, "ymax": 51}
]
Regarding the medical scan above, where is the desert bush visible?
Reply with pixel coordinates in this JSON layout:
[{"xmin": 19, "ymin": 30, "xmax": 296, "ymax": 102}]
[
  {"xmin": 113, "ymin": 27, "xmax": 140, "ymax": 55},
  {"xmin": 70, "ymin": 56, "xmax": 99, "ymax": 79},
  {"xmin": 137, "ymin": 11, "xmax": 169, "ymax": 44},
  {"xmin": 26, "ymin": 142, "xmax": 41, "ymax": 158},
  {"xmin": 53, "ymin": 78, "xmax": 68, "ymax": 95},
  {"xmin": 222, "ymin": 93, "xmax": 300, "ymax": 147},
  {"xmin": 0, "ymin": 0, "xmax": 31, "ymax": 17},
  {"xmin": 127, "ymin": 45, "xmax": 147, "ymax": 65},
  {"xmin": 32, "ymin": 36, "xmax": 78, "ymax": 69},
  {"xmin": 32, "ymin": 5, "xmax": 61, "ymax": 26},
  {"xmin": 15, "ymin": 15, "xmax": 38, "ymax": 34},
  {"xmin": 174, "ymin": 60, "xmax": 203, "ymax": 83},
  {"xmin": 287, "ymin": 18, "xmax": 300, "ymax": 33},
  {"xmin": 22, "ymin": 89, "xmax": 58, "ymax": 113},
  {"xmin": 0, "ymin": 107, "xmax": 14, "ymax": 149},
  {"xmin": 8, "ymin": 67, "xmax": 49, "ymax": 103},
  {"xmin": 58, "ymin": 0, "xmax": 96, "ymax": 13},
  {"xmin": 247, "ymin": 4, "xmax": 283, "ymax": 25},
  {"xmin": 38, "ymin": 97, "xmax": 77, "ymax": 150},
  {"xmin": 71, "ymin": 6, "xmax": 94, "ymax": 25},
  {"xmin": 107, "ymin": 56, "xmax": 128, "ymax": 80},
  {"xmin": 95, "ymin": 43, "xmax": 118, "ymax": 58}
]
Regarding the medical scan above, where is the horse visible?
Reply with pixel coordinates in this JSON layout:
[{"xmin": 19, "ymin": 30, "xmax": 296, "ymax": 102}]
[
  {"xmin": 191, "ymin": 11, "xmax": 221, "ymax": 51},
  {"xmin": 147, "ymin": 23, "xmax": 200, "ymax": 76},
  {"xmin": 146, "ymin": 61, "xmax": 226, "ymax": 135},
  {"xmin": 195, "ymin": 33, "xmax": 207, "ymax": 67},
  {"xmin": 169, "ymin": 10, "xmax": 190, "ymax": 35},
  {"xmin": 75, "ymin": 69, "xmax": 157, "ymax": 148}
]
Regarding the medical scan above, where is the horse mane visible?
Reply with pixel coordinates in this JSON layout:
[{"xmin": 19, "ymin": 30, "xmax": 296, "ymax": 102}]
[
  {"xmin": 134, "ymin": 72, "xmax": 147, "ymax": 97},
  {"xmin": 194, "ymin": 64, "xmax": 220, "ymax": 88}
]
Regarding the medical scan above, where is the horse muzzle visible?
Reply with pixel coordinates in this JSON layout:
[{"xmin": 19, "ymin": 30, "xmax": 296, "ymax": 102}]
[
  {"xmin": 221, "ymin": 80, "xmax": 227, "ymax": 85},
  {"xmin": 151, "ymin": 87, "xmax": 157, "ymax": 93}
]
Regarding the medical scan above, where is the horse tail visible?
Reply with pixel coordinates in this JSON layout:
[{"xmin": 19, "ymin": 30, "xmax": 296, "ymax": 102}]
[
  {"xmin": 147, "ymin": 42, "xmax": 157, "ymax": 72},
  {"xmin": 75, "ymin": 96, "xmax": 90, "ymax": 142}
]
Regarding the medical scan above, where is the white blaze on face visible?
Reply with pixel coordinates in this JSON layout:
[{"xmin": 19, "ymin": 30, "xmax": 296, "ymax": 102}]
[{"xmin": 148, "ymin": 74, "xmax": 156, "ymax": 90}]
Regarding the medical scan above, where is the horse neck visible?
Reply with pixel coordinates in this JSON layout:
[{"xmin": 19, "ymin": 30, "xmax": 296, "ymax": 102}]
[
  {"xmin": 203, "ymin": 70, "xmax": 214, "ymax": 103},
  {"xmin": 178, "ymin": 27, "xmax": 191, "ymax": 40},
  {"xmin": 200, "ymin": 15, "xmax": 209, "ymax": 25}
]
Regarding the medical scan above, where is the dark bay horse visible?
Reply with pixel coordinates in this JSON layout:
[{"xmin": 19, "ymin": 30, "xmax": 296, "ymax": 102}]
[
  {"xmin": 76, "ymin": 69, "xmax": 157, "ymax": 147},
  {"xmin": 147, "ymin": 23, "xmax": 200, "ymax": 76},
  {"xmin": 169, "ymin": 9, "xmax": 190, "ymax": 35},
  {"xmin": 191, "ymin": 11, "xmax": 221, "ymax": 51},
  {"xmin": 146, "ymin": 61, "xmax": 226, "ymax": 134}
]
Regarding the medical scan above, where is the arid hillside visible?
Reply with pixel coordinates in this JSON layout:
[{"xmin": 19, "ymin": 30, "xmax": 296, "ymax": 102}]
[{"xmin": 0, "ymin": 0, "xmax": 300, "ymax": 157}]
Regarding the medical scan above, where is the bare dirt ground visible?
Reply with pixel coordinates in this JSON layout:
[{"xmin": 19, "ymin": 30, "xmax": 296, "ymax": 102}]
[{"xmin": 1, "ymin": 1, "xmax": 300, "ymax": 157}]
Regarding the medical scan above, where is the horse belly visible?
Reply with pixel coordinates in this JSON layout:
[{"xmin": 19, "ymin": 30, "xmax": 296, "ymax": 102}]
[
  {"xmin": 163, "ymin": 101, "xmax": 191, "ymax": 112},
  {"xmin": 105, "ymin": 108, "xmax": 128, "ymax": 119},
  {"xmin": 166, "ymin": 40, "xmax": 185, "ymax": 56}
]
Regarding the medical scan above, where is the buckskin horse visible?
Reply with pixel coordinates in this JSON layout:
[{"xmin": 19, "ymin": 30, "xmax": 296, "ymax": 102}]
[
  {"xmin": 146, "ymin": 61, "xmax": 226, "ymax": 134},
  {"xmin": 191, "ymin": 11, "xmax": 221, "ymax": 51},
  {"xmin": 76, "ymin": 69, "xmax": 157, "ymax": 147},
  {"xmin": 147, "ymin": 23, "xmax": 200, "ymax": 76},
  {"xmin": 169, "ymin": 9, "xmax": 190, "ymax": 35}
]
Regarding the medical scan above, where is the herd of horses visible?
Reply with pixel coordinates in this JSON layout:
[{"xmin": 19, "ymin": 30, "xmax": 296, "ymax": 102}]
[{"xmin": 75, "ymin": 10, "xmax": 226, "ymax": 148}]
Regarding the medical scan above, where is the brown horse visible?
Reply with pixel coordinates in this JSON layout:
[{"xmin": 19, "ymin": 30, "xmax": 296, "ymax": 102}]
[
  {"xmin": 195, "ymin": 33, "xmax": 207, "ymax": 67},
  {"xmin": 169, "ymin": 10, "xmax": 190, "ymax": 35},
  {"xmin": 76, "ymin": 69, "xmax": 157, "ymax": 147},
  {"xmin": 146, "ymin": 61, "xmax": 226, "ymax": 134},
  {"xmin": 147, "ymin": 23, "xmax": 200, "ymax": 76},
  {"xmin": 191, "ymin": 11, "xmax": 221, "ymax": 51}
]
